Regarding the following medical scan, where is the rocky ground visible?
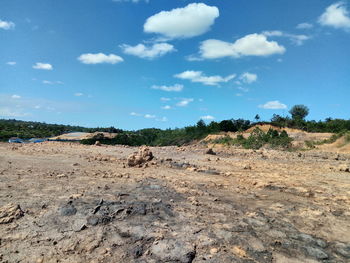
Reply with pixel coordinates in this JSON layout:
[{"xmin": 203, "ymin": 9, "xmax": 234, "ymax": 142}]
[{"xmin": 0, "ymin": 142, "xmax": 350, "ymax": 263}]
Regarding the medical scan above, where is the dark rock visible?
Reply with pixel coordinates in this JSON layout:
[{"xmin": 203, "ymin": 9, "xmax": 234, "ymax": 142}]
[
  {"xmin": 205, "ymin": 148, "xmax": 216, "ymax": 155},
  {"xmin": 59, "ymin": 204, "xmax": 77, "ymax": 216},
  {"xmin": 305, "ymin": 247, "xmax": 328, "ymax": 260}
]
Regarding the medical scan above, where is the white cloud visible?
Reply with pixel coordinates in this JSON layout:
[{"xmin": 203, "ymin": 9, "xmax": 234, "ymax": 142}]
[
  {"xmin": 319, "ymin": 2, "xmax": 350, "ymax": 30},
  {"xmin": 296, "ymin": 22, "xmax": 313, "ymax": 29},
  {"xmin": 0, "ymin": 19, "xmax": 15, "ymax": 30},
  {"xmin": 74, "ymin": 93, "xmax": 83, "ymax": 97},
  {"xmin": 144, "ymin": 3, "xmax": 219, "ymax": 39},
  {"xmin": 34, "ymin": 105, "xmax": 41, "ymax": 109},
  {"xmin": 130, "ymin": 112, "xmax": 142, "ymax": 116},
  {"xmin": 6, "ymin": 61, "xmax": 16, "ymax": 66},
  {"xmin": 160, "ymin": 97, "xmax": 171, "ymax": 102},
  {"xmin": 262, "ymin": 30, "xmax": 310, "ymax": 46},
  {"xmin": 259, "ymin": 100, "xmax": 287, "ymax": 109},
  {"xmin": 240, "ymin": 72, "xmax": 257, "ymax": 84},
  {"xmin": 144, "ymin": 114, "xmax": 156, "ymax": 119},
  {"xmin": 176, "ymin": 98, "xmax": 194, "ymax": 107},
  {"xmin": 156, "ymin": 117, "xmax": 168, "ymax": 122},
  {"xmin": 0, "ymin": 107, "xmax": 29, "ymax": 117},
  {"xmin": 33, "ymin": 63, "xmax": 53, "ymax": 70},
  {"xmin": 152, "ymin": 84, "xmax": 183, "ymax": 92},
  {"xmin": 161, "ymin": 105, "xmax": 171, "ymax": 110},
  {"xmin": 78, "ymin": 53, "xmax": 124, "ymax": 64},
  {"xmin": 121, "ymin": 43, "xmax": 175, "ymax": 59},
  {"xmin": 11, "ymin": 95, "xmax": 21, "ymax": 99},
  {"xmin": 237, "ymin": 86, "xmax": 249, "ymax": 92},
  {"xmin": 42, "ymin": 80, "xmax": 63, "ymax": 85},
  {"xmin": 174, "ymin": 70, "xmax": 235, "ymax": 86},
  {"xmin": 199, "ymin": 33, "xmax": 286, "ymax": 59},
  {"xmin": 200, "ymin": 115, "xmax": 215, "ymax": 120}
]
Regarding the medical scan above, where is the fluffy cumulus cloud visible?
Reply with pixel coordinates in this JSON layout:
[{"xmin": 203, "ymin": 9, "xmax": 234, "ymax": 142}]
[
  {"xmin": 0, "ymin": 19, "xmax": 15, "ymax": 30},
  {"xmin": 32, "ymin": 63, "xmax": 53, "ymax": 70},
  {"xmin": 174, "ymin": 71, "xmax": 235, "ymax": 86},
  {"xmin": 176, "ymin": 98, "xmax": 194, "ymax": 107},
  {"xmin": 199, "ymin": 33, "xmax": 286, "ymax": 59},
  {"xmin": 259, "ymin": 100, "xmax": 287, "ymax": 110},
  {"xmin": 121, "ymin": 43, "xmax": 175, "ymax": 59},
  {"xmin": 78, "ymin": 53, "xmax": 124, "ymax": 64},
  {"xmin": 144, "ymin": 3, "xmax": 219, "ymax": 39},
  {"xmin": 200, "ymin": 115, "xmax": 215, "ymax": 120},
  {"xmin": 240, "ymin": 72, "xmax": 257, "ymax": 84},
  {"xmin": 151, "ymin": 84, "xmax": 183, "ymax": 92},
  {"xmin": 319, "ymin": 2, "xmax": 350, "ymax": 30},
  {"xmin": 296, "ymin": 22, "xmax": 313, "ymax": 29}
]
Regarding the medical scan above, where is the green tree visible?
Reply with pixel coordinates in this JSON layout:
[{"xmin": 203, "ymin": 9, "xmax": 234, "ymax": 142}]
[
  {"xmin": 254, "ymin": 114, "xmax": 260, "ymax": 122},
  {"xmin": 289, "ymin": 104, "xmax": 309, "ymax": 121}
]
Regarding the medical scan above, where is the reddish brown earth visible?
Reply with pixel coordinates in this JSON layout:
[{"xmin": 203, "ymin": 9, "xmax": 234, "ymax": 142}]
[{"xmin": 0, "ymin": 142, "xmax": 349, "ymax": 263}]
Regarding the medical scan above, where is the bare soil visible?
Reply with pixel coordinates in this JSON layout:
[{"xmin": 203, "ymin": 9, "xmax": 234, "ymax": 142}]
[{"xmin": 0, "ymin": 142, "xmax": 350, "ymax": 263}]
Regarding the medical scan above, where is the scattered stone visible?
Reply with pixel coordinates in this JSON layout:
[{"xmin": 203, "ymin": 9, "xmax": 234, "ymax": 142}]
[
  {"xmin": 95, "ymin": 141, "xmax": 101, "ymax": 146},
  {"xmin": 0, "ymin": 203, "xmax": 24, "ymax": 224},
  {"xmin": 205, "ymin": 148, "xmax": 216, "ymax": 155},
  {"xmin": 339, "ymin": 164, "xmax": 350, "ymax": 173},
  {"xmin": 57, "ymin": 173, "xmax": 67, "ymax": 178}
]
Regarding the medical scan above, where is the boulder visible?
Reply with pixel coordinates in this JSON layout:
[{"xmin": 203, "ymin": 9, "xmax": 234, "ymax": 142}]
[{"xmin": 127, "ymin": 146, "xmax": 154, "ymax": 167}]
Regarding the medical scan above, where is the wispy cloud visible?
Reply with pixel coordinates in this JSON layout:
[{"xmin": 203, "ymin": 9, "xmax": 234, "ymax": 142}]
[
  {"xmin": 74, "ymin": 93, "xmax": 83, "ymax": 97},
  {"xmin": 78, "ymin": 53, "xmax": 124, "ymax": 64},
  {"xmin": 121, "ymin": 43, "xmax": 175, "ymax": 59},
  {"xmin": 42, "ymin": 80, "xmax": 63, "ymax": 85},
  {"xmin": 174, "ymin": 71, "xmax": 235, "ymax": 86},
  {"xmin": 296, "ymin": 22, "xmax": 313, "ymax": 29},
  {"xmin": 176, "ymin": 98, "xmax": 194, "ymax": 107},
  {"xmin": 152, "ymin": 84, "xmax": 183, "ymax": 92},
  {"xmin": 11, "ymin": 94, "xmax": 21, "ymax": 99},
  {"xmin": 262, "ymin": 30, "xmax": 311, "ymax": 46},
  {"xmin": 200, "ymin": 115, "xmax": 215, "ymax": 120},
  {"xmin": 6, "ymin": 61, "xmax": 16, "ymax": 66}
]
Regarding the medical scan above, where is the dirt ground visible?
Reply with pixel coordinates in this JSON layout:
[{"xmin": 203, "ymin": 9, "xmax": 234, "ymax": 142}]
[{"xmin": 0, "ymin": 142, "xmax": 349, "ymax": 263}]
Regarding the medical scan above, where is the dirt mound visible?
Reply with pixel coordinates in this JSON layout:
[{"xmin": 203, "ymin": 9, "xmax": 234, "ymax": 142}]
[
  {"xmin": 245, "ymin": 124, "xmax": 303, "ymax": 133},
  {"xmin": 318, "ymin": 135, "xmax": 350, "ymax": 154}
]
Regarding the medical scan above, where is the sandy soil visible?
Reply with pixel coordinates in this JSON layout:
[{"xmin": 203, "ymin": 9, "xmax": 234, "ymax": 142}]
[{"xmin": 0, "ymin": 142, "xmax": 350, "ymax": 263}]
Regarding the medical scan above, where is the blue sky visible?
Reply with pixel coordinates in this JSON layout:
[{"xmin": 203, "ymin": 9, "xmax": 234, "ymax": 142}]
[{"xmin": 1, "ymin": 0, "xmax": 349, "ymax": 129}]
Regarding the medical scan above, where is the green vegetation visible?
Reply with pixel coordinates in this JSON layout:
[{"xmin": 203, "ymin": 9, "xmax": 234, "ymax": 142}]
[
  {"xmin": 1, "ymin": 104, "xmax": 350, "ymax": 147},
  {"xmin": 0, "ymin": 119, "xmax": 121, "ymax": 142},
  {"xmin": 210, "ymin": 128, "xmax": 292, "ymax": 150}
]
